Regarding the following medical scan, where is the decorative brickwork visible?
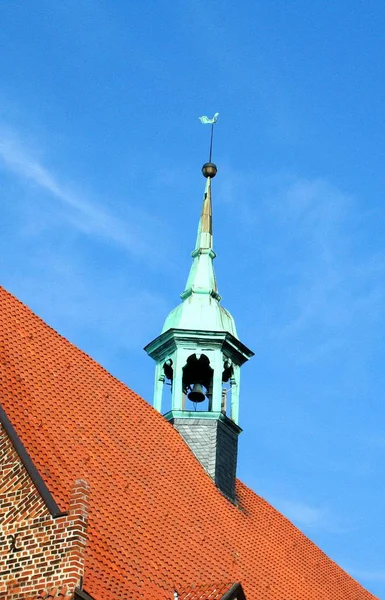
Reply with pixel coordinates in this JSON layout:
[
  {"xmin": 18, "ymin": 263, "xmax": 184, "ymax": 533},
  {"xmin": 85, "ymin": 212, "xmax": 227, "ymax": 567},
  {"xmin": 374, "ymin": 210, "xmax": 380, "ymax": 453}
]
[{"xmin": 0, "ymin": 426, "xmax": 88, "ymax": 600}]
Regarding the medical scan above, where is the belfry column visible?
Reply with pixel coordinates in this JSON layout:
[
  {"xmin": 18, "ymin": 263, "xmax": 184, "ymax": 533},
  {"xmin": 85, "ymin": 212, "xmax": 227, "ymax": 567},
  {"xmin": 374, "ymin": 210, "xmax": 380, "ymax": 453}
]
[
  {"xmin": 153, "ymin": 363, "xmax": 164, "ymax": 412},
  {"xmin": 211, "ymin": 352, "xmax": 224, "ymax": 413}
]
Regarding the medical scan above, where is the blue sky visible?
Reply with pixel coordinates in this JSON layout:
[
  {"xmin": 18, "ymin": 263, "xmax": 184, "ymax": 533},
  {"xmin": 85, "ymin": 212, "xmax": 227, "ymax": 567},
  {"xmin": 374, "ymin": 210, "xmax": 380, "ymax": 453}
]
[{"xmin": 1, "ymin": 0, "xmax": 385, "ymax": 596}]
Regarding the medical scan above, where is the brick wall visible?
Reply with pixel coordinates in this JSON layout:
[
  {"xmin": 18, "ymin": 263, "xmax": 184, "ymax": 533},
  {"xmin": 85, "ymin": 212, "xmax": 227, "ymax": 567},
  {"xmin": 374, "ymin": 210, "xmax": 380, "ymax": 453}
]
[{"xmin": 0, "ymin": 426, "xmax": 88, "ymax": 600}]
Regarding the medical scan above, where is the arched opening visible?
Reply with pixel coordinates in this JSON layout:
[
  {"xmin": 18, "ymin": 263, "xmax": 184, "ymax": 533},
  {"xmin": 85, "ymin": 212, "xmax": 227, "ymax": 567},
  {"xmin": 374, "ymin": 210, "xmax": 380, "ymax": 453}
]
[{"xmin": 182, "ymin": 354, "xmax": 213, "ymax": 411}]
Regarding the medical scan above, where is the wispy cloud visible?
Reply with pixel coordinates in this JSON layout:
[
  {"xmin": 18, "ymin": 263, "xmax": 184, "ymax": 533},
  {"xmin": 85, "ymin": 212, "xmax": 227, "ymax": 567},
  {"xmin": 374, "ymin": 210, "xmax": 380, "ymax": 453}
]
[
  {"xmin": 0, "ymin": 127, "xmax": 160, "ymax": 259},
  {"xmin": 8, "ymin": 255, "xmax": 168, "ymax": 352},
  {"xmin": 272, "ymin": 497, "xmax": 346, "ymax": 533},
  {"xmin": 219, "ymin": 169, "xmax": 385, "ymax": 364},
  {"xmin": 345, "ymin": 567, "xmax": 385, "ymax": 583},
  {"xmin": 271, "ymin": 178, "xmax": 384, "ymax": 335},
  {"xmin": 361, "ymin": 434, "xmax": 385, "ymax": 449}
]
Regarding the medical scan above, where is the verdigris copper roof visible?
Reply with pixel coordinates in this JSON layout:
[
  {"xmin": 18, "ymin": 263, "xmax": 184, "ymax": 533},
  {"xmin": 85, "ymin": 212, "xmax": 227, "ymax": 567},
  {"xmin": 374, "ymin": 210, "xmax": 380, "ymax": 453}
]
[{"xmin": 162, "ymin": 176, "xmax": 238, "ymax": 338}]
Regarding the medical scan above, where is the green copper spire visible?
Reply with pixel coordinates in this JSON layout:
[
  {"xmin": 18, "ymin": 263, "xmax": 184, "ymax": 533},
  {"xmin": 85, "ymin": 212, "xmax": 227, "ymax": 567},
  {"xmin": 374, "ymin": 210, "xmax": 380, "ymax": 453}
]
[
  {"xmin": 181, "ymin": 176, "xmax": 220, "ymax": 302},
  {"xmin": 161, "ymin": 169, "xmax": 238, "ymax": 338}
]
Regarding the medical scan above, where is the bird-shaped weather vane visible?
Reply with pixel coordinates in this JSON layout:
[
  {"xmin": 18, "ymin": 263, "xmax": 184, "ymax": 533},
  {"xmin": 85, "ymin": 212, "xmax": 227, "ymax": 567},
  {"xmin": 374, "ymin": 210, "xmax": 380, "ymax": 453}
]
[{"xmin": 199, "ymin": 112, "xmax": 219, "ymax": 164}]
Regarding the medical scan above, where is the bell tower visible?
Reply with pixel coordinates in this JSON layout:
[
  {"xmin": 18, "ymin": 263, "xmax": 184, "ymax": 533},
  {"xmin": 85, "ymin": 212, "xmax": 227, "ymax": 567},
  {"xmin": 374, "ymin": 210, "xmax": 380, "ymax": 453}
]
[{"xmin": 145, "ymin": 122, "xmax": 253, "ymax": 501}]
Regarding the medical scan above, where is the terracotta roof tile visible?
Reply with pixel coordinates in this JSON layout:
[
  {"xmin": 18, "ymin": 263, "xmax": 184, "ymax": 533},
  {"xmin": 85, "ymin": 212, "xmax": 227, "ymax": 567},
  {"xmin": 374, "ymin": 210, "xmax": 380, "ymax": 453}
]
[
  {"xmin": 0, "ymin": 286, "xmax": 378, "ymax": 600},
  {"xmin": 31, "ymin": 586, "xmax": 73, "ymax": 600},
  {"xmin": 178, "ymin": 582, "xmax": 234, "ymax": 599}
]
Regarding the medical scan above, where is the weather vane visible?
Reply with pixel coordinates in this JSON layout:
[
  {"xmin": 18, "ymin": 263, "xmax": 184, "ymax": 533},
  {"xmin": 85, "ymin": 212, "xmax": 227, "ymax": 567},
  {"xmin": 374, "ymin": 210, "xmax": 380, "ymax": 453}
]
[{"xmin": 199, "ymin": 112, "xmax": 219, "ymax": 164}]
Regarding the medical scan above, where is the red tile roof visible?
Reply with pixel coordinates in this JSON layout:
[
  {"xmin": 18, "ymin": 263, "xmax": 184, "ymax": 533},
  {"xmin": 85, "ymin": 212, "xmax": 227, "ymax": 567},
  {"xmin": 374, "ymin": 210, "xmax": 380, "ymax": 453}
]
[
  {"xmin": 178, "ymin": 583, "xmax": 236, "ymax": 599},
  {"xmin": 0, "ymin": 287, "xmax": 378, "ymax": 600},
  {"xmin": 36, "ymin": 586, "xmax": 73, "ymax": 600}
]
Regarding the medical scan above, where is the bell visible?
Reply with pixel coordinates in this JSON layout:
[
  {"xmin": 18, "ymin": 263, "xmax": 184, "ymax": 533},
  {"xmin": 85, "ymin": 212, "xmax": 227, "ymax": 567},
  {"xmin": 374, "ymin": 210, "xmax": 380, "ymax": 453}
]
[{"xmin": 187, "ymin": 383, "xmax": 205, "ymax": 403}]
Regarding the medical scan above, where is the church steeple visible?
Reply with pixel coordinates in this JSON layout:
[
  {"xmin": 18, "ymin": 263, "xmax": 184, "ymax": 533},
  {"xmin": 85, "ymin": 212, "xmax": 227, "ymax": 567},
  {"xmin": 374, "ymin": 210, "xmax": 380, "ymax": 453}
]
[
  {"xmin": 161, "ymin": 165, "xmax": 238, "ymax": 339},
  {"xmin": 145, "ymin": 120, "xmax": 253, "ymax": 501},
  {"xmin": 182, "ymin": 174, "xmax": 219, "ymax": 301}
]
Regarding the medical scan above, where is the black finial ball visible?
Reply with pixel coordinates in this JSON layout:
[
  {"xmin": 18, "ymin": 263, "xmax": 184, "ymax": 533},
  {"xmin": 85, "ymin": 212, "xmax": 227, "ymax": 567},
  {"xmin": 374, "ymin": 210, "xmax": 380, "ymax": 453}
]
[{"xmin": 202, "ymin": 162, "xmax": 217, "ymax": 178}]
